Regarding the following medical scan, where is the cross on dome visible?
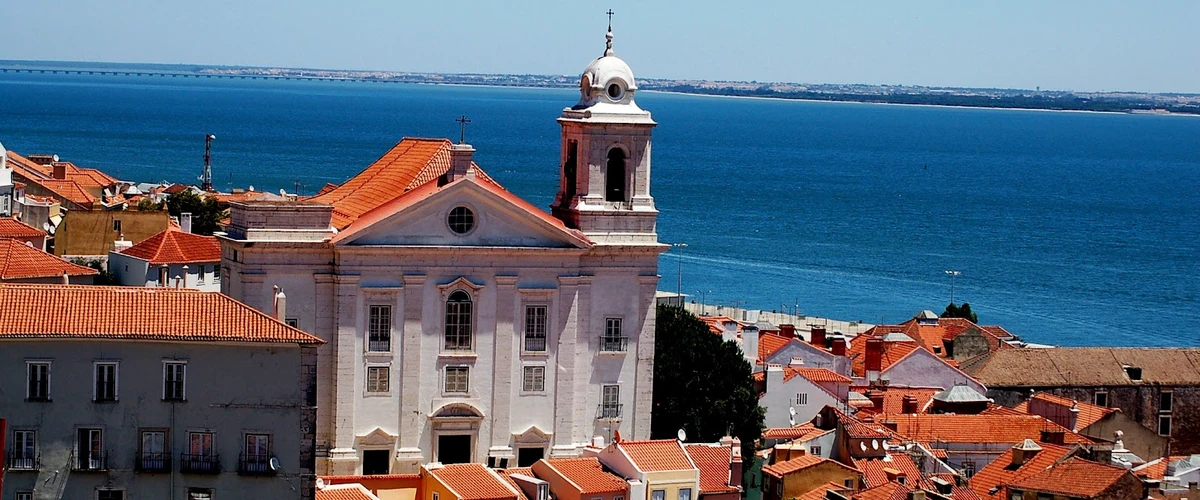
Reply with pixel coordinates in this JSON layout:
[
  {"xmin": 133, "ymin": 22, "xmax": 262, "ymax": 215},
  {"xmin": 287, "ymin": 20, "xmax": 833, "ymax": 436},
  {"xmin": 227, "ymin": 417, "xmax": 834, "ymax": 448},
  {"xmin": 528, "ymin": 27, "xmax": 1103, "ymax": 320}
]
[{"xmin": 603, "ymin": 9, "xmax": 616, "ymax": 57}]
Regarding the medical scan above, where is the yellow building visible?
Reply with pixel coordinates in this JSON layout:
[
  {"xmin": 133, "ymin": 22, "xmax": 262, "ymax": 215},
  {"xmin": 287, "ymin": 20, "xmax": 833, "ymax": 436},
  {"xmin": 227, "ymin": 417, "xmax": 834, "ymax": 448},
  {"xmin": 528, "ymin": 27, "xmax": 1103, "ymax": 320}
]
[
  {"xmin": 590, "ymin": 439, "xmax": 700, "ymax": 500},
  {"xmin": 761, "ymin": 454, "xmax": 861, "ymax": 500}
]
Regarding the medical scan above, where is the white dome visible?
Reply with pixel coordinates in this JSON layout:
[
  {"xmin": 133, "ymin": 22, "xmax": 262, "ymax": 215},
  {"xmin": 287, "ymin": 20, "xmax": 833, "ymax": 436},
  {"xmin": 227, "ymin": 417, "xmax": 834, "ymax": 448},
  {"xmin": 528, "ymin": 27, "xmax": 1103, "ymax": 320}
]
[{"xmin": 574, "ymin": 30, "xmax": 638, "ymax": 109}]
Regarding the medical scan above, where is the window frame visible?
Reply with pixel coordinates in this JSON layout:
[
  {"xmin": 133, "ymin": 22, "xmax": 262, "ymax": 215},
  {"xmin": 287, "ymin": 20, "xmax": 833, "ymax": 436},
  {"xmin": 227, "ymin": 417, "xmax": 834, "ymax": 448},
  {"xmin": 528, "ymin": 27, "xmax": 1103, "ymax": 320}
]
[
  {"xmin": 1158, "ymin": 415, "xmax": 1171, "ymax": 436},
  {"xmin": 447, "ymin": 206, "xmax": 476, "ymax": 235},
  {"xmin": 12, "ymin": 430, "xmax": 37, "ymax": 468},
  {"xmin": 163, "ymin": 361, "xmax": 187, "ymax": 401},
  {"xmin": 522, "ymin": 365, "xmax": 546, "ymax": 392},
  {"xmin": 810, "ymin": 445, "xmax": 822, "ymax": 456},
  {"xmin": 367, "ymin": 365, "xmax": 390, "ymax": 393},
  {"xmin": 244, "ymin": 433, "xmax": 271, "ymax": 459},
  {"xmin": 601, "ymin": 317, "xmax": 626, "ymax": 351},
  {"xmin": 1160, "ymin": 390, "xmax": 1173, "ymax": 413},
  {"xmin": 93, "ymin": 361, "xmax": 119, "ymax": 402},
  {"xmin": 188, "ymin": 431, "xmax": 216, "ymax": 457},
  {"xmin": 445, "ymin": 366, "xmax": 470, "ymax": 393},
  {"xmin": 26, "ymin": 360, "xmax": 51, "ymax": 401},
  {"xmin": 444, "ymin": 290, "xmax": 474, "ymax": 351},
  {"xmin": 651, "ymin": 491, "xmax": 665, "ymax": 500},
  {"xmin": 197, "ymin": 264, "xmax": 206, "ymax": 285},
  {"xmin": 367, "ymin": 304, "xmax": 392, "ymax": 352},
  {"xmin": 1093, "ymin": 391, "xmax": 1108, "ymax": 407},
  {"xmin": 679, "ymin": 488, "xmax": 692, "ymax": 500},
  {"xmin": 96, "ymin": 490, "xmax": 125, "ymax": 500},
  {"xmin": 139, "ymin": 429, "xmax": 168, "ymax": 472},
  {"xmin": 187, "ymin": 488, "xmax": 214, "ymax": 500},
  {"xmin": 524, "ymin": 305, "xmax": 548, "ymax": 352},
  {"xmin": 15, "ymin": 493, "xmax": 33, "ymax": 500}
]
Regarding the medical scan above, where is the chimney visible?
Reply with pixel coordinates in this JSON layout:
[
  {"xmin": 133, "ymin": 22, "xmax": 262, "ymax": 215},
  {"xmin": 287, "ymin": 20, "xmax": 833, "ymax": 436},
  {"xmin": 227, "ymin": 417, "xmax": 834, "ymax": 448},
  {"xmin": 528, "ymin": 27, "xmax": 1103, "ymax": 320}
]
[
  {"xmin": 181, "ymin": 212, "xmax": 192, "ymax": 233},
  {"xmin": 113, "ymin": 234, "xmax": 132, "ymax": 253},
  {"xmin": 831, "ymin": 338, "xmax": 847, "ymax": 356},
  {"xmin": 159, "ymin": 264, "xmax": 169, "ymax": 286},
  {"xmin": 810, "ymin": 327, "xmax": 827, "ymax": 348},
  {"xmin": 273, "ymin": 285, "xmax": 288, "ymax": 322},
  {"xmin": 52, "ymin": 162, "xmax": 67, "ymax": 179},
  {"xmin": 62, "ymin": 270, "xmax": 69, "ymax": 285},
  {"xmin": 866, "ymin": 390, "xmax": 884, "ymax": 410},
  {"xmin": 181, "ymin": 265, "xmax": 189, "ymax": 288},
  {"xmin": 1039, "ymin": 429, "xmax": 1065, "ymax": 445},
  {"xmin": 744, "ymin": 328, "xmax": 760, "ymax": 364},
  {"xmin": 780, "ymin": 324, "xmax": 796, "ymax": 338},
  {"xmin": 1068, "ymin": 401, "xmax": 1081, "ymax": 432},
  {"xmin": 902, "ymin": 395, "xmax": 919, "ymax": 414},
  {"xmin": 174, "ymin": 275, "xmax": 182, "ymax": 288},
  {"xmin": 907, "ymin": 491, "xmax": 925, "ymax": 500},
  {"xmin": 446, "ymin": 143, "xmax": 475, "ymax": 182},
  {"xmin": 866, "ymin": 338, "xmax": 884, "ymax": 380}
]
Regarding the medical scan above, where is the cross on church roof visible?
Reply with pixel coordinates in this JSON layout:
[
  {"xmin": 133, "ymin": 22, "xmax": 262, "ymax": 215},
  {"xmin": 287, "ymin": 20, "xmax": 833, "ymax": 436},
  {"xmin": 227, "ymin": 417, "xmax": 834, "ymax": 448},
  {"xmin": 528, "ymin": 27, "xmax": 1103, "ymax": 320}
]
[
  {"xmin": 456, "ymin": 115, "xmax": 471, "ymax": 144},
  {"xmin": 606, "ymin": 9, "xmax": 614, "ymax": 31}
]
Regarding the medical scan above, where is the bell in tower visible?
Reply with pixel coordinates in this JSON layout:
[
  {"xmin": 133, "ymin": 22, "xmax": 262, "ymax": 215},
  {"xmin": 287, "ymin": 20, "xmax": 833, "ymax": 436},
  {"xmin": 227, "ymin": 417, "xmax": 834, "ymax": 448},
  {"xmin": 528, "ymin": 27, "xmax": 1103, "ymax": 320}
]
[{"xmin": 552, "ymin": 25, "xmax": 659, "ymax": 246}]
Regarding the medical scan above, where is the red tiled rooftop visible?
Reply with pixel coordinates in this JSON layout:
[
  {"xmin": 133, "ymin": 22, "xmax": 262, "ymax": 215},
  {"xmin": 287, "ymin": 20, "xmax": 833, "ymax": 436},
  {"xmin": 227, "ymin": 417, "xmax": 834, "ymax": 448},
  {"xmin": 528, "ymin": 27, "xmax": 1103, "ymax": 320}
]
[
  {"xmin": 786, "ymin": 367, "xmax": 852, "ymax": 384},
  {"xmin": 1007, "ymin": 457, "xmax": 1131, "ymax": 497},
  {"xmin": 1015, "ymin": 392, "xmax": 1117, "ymax": 430},
  {"xmin": 1132, "ymin": 455, "xmax": 1188, "ymax": 480},
  {"xmin": 761, "ymin": 454, "xmax": 840, "ymax": 478},
  {"xmin": 496, "ymin": 467, "xmax": 534, "ymax": 500},
  {"xmin": 685, "ymin": 444, "xmax": 739, "ymax": 494},
  {"xmin": 967, "ymin": 442, "xmax": 1075, "ymax": 500},
  {"xmin": 1, "ymin": 239, "xmax": 98, "ymax": 280},
  {"xmin": 853, "ymin": 388, "xmax": 941, "ymax": 418},
  {"xmin": 316, "ymin": 484, "xmax": 379, "ymax": 500},
  {"xmin": 619, "ymin": 439, "xmax": 696, "ymax": 472},
  {"xmin": 762, "ymin": 423, "xmax": 832, "ymax": 441},
  {"xmin": 882, "ymin": 414, "xmax": 1091, "ymax": 445},
  {"xmin": 0, "ymin": 284, "xmax": 322, "ymax": 345},
  {"xmin": 119, "ymin": 228, "xmax": 221, "ymax": 265},
  {"xmin": 847, "ymin": 335, "xmax": 921, "ymax": 377},
  {"xmin": 796, "ymin": 482, "xmax": 853, "ymax": 500},
  {"xmin": 539, "ymin": 458, "xmax": 627, "ymax": 495},
  {"xmin": 758, "ymin": 332, "xmax": 793, "ymax": 360},
  {"xmin": 0, "ymin": 217, "xmax": 46, "ymax": 238},
  {"xmin": 852, "ymin": 454, "xmax": 930, "ymax": 489},
  {"xmin": 430, "ymin": 463, "xmax": 519, "ymax": 500},
  {"xmin": 852, "ymin": 482, "xmax": 909, "ymax": 500}
]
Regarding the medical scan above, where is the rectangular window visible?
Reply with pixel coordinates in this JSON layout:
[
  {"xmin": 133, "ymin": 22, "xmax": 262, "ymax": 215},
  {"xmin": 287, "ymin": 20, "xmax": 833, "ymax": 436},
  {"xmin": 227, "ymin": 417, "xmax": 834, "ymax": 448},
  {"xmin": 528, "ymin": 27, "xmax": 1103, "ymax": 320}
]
[
  {"xmin": 601, "ymin": 318, "xmax": 626, "ymax": 351},
  {"xmin": 368, "ymin": 305, "xmax": 392, "ymax": 352},
  {"xmin": 188, "ymin": 489, "xmax": 214, "ymax": 500},
  {"xmin": 214, "ymin": 268, "xmax": 222, "ymax": 283},
  {"xmin": 12, "ymin": 430, "xmax": 37, "ymax": 469},
  {"xmin": 189, "ymin": 432, "xmax": 214, "ymax": 455},
  {"xmin": 651, "ymin": 491, "xmax": 665, "ymax": 500},
  {"xmin": 367, "ymin": 366, "xmax": 390, "ymax": 393},
  {"xmin": 286, "ymin": 318, "xmax": 299, "ymax": 328},
  {"xmin": 197, "ymin": 265, "xmax": 206, "ymax": 285},
  {"xmin": 679, "ymin": 488, "xmax": 692, "ymax": 500},
  {"xmin": 810, "ymin": 446, "xmax": 822, "ymax": 456},
  {"xmin": 600, "ymin": 384, "xmax": 621, "ymax": 418},
  {"xmin": 16, "ymin": 493, "xmax": 32, "ymax": 500},
  {"xmin": 1160, "ymin": 391, "xmax": 1173, "ymax": 413},
  {"xmin": 523, "ymin": 366, "xmax": 545, "ymax": 392},
  {"xmin": 1159, "ymin": 415, "xmax": 1171, "ymax": 436},
  {"xmin": 1093, "ymin": 391, "xmax": 1107, "ymax": 407},
  {"xmin": 97, "ymin": 491, "xmax": 125, "ymax": 500},
  {"xmin": 76, "ymin": 428, "xmax": 105, "ymax": 470},
  {"xmin": 843, "ymin": 479, "xmax": 854, "ymax": 488},
  {"xmin": 445, "ymin": 366, "xmax": 469, "ymax": 393},
  {"xmin": 139, "ymin": 430, "xmax": 168, "ymax": 472},
  {"xmin": 245, "ymin": 433, "xmax": 270, "ymax": 459},
  {"xmin": 113, "ymin": 219, "xmax": 122, "ymax": 232},
  {"xmin": 164, "ymin": 362, "xmax": 187, "ymax": 401},
  {"xmin": 795, "ymin": 393, "xmax": 808, "ymax": 405},
  {"xmin": 26, "ymin": 361, "xmax": 51, "ymax": 401},
  {"xmin": 524, "ymin": 305, "xmax": 548, "ymax": 351},
  {"xmin": 94, "ymin": 362, "xmax": 118, "ymax": 402}
]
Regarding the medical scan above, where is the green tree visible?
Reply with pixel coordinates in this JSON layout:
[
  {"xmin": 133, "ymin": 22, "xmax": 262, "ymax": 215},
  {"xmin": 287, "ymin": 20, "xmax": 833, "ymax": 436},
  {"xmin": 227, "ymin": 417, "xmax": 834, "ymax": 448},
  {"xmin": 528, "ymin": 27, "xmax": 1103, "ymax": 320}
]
[
  {"xmin": 136, "ymin": 197, "xmax": 164, "ymax": 211},
  {"xmin": 165, "ymin": 190, "xmax": 227, "ymax": 235},
  {"xmin": 651, "ymin": 305, "xmax": 764, "ymax": 459},
  {"xmin": 942, "ymin": 302, "xmax": 978, "ymax": 323}
]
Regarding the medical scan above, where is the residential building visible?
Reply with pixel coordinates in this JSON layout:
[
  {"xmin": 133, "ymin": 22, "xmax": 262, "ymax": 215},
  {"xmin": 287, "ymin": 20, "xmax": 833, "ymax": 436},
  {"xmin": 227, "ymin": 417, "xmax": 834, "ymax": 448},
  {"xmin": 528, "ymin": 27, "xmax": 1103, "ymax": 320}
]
[
  {"xmin": 532, "ymin": 457, "xmax": 630, "ymax": 500},
  {"xmin": 878, "ymin": 414, "xmax": 1091, "ymax": 473},
  {"xmin": 220, "ymin": 26, "xmax": 664, "ymax": 474},
  {"xmin": 109, "ymin": 226, "xmax": 222, "ymax": 290},
  {"xmin": 761, "ymin": 454, "xmax": 861, "ymax": 500},
  {"xmin": 968, "ymin": 440, "xmax": 1078, "ymax": 500},
  {"xmin": 0, "ymin": 284, "xmax": 323, "ymax": 500},
  {"xmin": 859, "ymin": 311, "xmax": 1015, "ymax": 363},
  {"xmin": 967, "ymin": 347, "xmax": 1200, "ymax": 454},
  {"xmin": 758, "ymin": 327, "xmax": 851, "ymax": 376},
  {"xmin": 852, "ymin": 453, "xmax": 931, "ymax": 490},
  {"xmin": 0, "ymin": 216, "xmax": 48, "ymax": 250},
  {"xmin": 757, "ymin": 365, "xmax": 852, "ymax": 428},
  {"xmin": 317, "ymin": 483, "xmax": 383, "ymax": 500},
  {"xmin": 765, "ymin": 426, "xmax": 835, "ymax": 459},
  {"xmin": 1015, "ymin": 391, "xmax": 1167, "ymax": 464},
  {"xmin": 590, "ymin": 439, "xmax": 699, "ymax": 500},
  {"xmin": 0, "ymin": 238, "xmax": 98, "ymax": 284},
  {"xmin": 847, "ymin": 335, "xmax": 986, "ymax": 394},
  {"xmin": 683, "ymin": 443, "xmax": 742, "ymax": 500},
  {"xmin": 4, "ymin": 150, "xmax": 125, "ymax": 211},
  {"xmin": 1004, "ymin": 457, "xmax": 1143, "ymax": 499},
  {"xmin": 54, "ymin": 209, "xmax": 172, "ymax": 259},
  {"xmin": 320, "ymin": 473, "xmax": 422, "ymax": 500},
  {"xmin": 421, "ymin": 463, "xmax": 522, "ymax": 500}
]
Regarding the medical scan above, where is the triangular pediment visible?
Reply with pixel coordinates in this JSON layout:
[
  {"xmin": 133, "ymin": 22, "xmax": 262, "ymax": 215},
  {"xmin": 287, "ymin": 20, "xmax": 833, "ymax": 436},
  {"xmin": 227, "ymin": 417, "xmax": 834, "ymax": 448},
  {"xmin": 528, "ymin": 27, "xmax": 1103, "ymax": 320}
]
[
  {"xmin": 358, "ymin": 427, "xmax": 397, "ymax": 446},
  {"xmin": 332, "ymin": 178, "xmax": 590, "ymax": 248}
]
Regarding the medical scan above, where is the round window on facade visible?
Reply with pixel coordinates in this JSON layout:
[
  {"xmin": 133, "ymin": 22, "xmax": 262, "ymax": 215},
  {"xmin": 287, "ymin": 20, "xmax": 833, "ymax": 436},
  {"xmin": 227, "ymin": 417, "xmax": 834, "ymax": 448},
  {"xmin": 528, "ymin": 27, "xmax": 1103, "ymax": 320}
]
[
  {"xmin": 607, "ymin": 83, "xmax": 623, "ymax": 100},
  {"xmin": 448, "ymin": 206, "xmax": 475, "ymax": 234}
]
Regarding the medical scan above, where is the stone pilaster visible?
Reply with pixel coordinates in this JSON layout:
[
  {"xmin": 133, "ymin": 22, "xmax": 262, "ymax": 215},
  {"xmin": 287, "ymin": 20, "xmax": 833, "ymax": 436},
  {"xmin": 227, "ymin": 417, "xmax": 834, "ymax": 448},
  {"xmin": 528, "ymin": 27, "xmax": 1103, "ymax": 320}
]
[
  {"xmin": 396, "ymin": 274, "xmax": 427, "ymax": 472},
  {"xmin": 550, "ymin": 276, "xmax": 581, "ymax": 456},
  {"xmin": 489, "ymin": 275, "xmax": 518, "ymax": 460},
  {"xmin": 633, "ymin": 275, "xmax": 660, "ymax": 439},
  {"xmin": 327, "ymin": 274, "xmax": 361, "ymax": 475},
  {"xmin": 312, "ymin": 273, "xmax": 337, "ymax": 470},
  {"xmin": 574, "ymin": 276, "xmax": 593, "ymax": 448}
]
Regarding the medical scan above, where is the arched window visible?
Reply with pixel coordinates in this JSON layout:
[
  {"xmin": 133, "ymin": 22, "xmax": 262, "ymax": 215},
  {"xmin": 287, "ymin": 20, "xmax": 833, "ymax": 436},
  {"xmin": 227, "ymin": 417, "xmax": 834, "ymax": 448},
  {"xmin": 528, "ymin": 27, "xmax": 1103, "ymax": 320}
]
[
  {"xmin": 605, "ymin": 147, "xmax": 626, "ymax": 202},
  {"xmin": 445, "ymin": 290, "xmax": 473, "ymax": 350},
  {"xmin": 563, "ymin": 141, "xmax": 578, "ymax": 204}
]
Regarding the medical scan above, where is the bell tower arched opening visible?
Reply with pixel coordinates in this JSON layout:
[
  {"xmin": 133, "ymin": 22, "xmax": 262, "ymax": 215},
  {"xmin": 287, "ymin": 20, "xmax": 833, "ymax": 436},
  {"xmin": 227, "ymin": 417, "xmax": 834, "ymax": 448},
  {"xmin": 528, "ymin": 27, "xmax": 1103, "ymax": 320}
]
[{"xmin": 605, "ymin": 147, "xmax": 626, "ymax": 202}]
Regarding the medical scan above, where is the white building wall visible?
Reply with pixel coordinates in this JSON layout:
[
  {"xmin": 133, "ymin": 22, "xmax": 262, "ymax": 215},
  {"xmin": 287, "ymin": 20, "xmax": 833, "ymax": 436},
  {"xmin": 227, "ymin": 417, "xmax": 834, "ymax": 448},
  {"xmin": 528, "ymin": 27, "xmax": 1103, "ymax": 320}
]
[
  {"xmin": 107, "ymin": 253, "xmax": 221, "ymax": 292},
  {"xmin": 760, "ymin": 367, "xmax": 842, "ymax": 429}
]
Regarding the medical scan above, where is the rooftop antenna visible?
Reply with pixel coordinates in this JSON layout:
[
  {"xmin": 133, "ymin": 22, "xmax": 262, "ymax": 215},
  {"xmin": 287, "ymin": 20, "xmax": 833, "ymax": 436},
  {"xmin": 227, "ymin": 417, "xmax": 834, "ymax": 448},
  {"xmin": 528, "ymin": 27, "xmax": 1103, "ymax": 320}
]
[
  {"xmin": 455, "ymin": 115, "xmax": 471, "ymax": 144},
  {"xmin": 202, "ymin": 134, "xmax": 216, "ymax": 192}
]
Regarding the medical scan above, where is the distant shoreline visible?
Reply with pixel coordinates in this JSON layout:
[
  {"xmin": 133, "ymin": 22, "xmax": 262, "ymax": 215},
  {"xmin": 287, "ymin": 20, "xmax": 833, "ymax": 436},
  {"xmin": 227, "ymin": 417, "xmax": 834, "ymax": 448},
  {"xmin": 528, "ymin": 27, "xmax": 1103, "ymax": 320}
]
[{"xmin": 2, "ymin": 59, "xmax": 1197, "ymax": 116}]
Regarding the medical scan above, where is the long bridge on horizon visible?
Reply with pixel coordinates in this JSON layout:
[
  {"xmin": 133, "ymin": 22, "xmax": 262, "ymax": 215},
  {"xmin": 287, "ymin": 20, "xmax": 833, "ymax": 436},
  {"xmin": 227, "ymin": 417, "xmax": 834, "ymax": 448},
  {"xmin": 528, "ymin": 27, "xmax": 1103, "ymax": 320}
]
[{"xmin": 0, "ymin": 67, "xmax": 401, "ymax": 83}]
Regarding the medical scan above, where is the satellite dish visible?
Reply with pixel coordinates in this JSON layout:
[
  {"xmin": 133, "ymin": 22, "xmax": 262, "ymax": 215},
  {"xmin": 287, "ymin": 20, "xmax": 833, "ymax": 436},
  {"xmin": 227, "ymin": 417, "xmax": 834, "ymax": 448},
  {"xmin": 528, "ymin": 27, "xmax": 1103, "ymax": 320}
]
[
  {"xmin": 268, "ymin": 457, "xmax": 281, "ymax": 471},
  {"xmin": 315, "ymin": 478, "xmax": 326, "ymax": 489},
  {"xmin": 872, "ymin": 439, "xmax": 879, "ymax": 450},
  {"xmin": 789, "ymin": 407, "xmax": 796, "ymax": 416},
  {"xmin": 859, "ymin": 442, "xmax": 867, "ymax": 452},
  {"xmin": 677, "ymin": 428, "xmax": 687, "ymax": 442}
]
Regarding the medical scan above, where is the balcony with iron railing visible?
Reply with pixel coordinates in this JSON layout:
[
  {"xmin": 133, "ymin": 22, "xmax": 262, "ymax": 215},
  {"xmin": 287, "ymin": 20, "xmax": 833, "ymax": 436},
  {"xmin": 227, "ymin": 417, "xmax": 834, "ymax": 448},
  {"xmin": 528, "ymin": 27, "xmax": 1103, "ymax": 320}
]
[
  {"xmin": 238, "ymin": 453, "xmax": 276, "ymax": 476},
  {"xmin": 135, "ymin": 452, "xmax": 171, "ymax": 473},
  {"xmin": 368, "ymin": 339, "xmax": 391, "ymax": 352},
  {"xmin": 5, "ymin": 451, "xmax": 39, "ymax": 471},
  {"xmin": 599, "ymin": 335, "xmax": 628, "ymax": 352},
  {"xmin": 180, "ymin": 453, "xmax": 221, "ymax": 474},
  {"xmin": 72, "ymin": 451, "xmax": 108, "ymax": 471},
  {"xmin": 596, "ymin": 403, "xmax": 623, "ymax": 420},
  {"xmin": 524, "ymin": 336, "xmax": 547, "ymax": 352}
]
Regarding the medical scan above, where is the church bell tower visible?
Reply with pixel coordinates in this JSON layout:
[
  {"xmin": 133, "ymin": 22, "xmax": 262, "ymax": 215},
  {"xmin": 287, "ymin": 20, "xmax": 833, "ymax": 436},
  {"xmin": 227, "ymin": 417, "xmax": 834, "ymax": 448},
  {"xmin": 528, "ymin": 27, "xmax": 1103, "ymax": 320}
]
[{"xmin": 552, "ymin": 25, "xmax": 658, "ymax": 245}]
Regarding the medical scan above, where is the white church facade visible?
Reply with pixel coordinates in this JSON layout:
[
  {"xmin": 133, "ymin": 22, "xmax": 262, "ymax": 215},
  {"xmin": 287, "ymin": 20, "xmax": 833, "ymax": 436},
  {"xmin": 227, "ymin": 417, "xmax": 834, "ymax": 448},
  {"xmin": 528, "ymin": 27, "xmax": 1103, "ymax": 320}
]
[{"xmin": 218, "ymin": 27, "xmax": 666, "ymax": 475}]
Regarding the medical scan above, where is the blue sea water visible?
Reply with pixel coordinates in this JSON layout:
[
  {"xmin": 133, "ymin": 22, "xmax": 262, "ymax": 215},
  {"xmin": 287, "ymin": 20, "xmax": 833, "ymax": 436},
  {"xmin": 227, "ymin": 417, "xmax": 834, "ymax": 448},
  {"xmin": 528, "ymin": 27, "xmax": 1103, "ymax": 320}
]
[{"xmin": 1, "ymin": 73, "xmax": 1198, "ymax": 347}]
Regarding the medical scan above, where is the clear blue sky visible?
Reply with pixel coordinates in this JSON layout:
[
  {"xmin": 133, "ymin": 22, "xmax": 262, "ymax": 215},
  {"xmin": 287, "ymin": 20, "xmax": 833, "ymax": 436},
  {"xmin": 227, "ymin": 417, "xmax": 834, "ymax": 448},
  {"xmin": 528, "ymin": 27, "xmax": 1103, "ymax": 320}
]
[{"xmin": 3, "ymin": 1, "xmax": 1197, "ymax": 93}]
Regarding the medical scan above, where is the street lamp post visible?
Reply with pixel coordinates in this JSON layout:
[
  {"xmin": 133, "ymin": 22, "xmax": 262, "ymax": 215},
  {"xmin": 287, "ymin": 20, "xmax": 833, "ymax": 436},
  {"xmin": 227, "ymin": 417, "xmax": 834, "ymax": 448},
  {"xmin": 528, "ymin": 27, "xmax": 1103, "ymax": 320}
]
[
  {"xmin": 944, "ymin": 270, "xmax": 962, "ymax": 305},
  {"xmin": 672, "ymin": 242, "xmax": 688, "ymax": 306}
]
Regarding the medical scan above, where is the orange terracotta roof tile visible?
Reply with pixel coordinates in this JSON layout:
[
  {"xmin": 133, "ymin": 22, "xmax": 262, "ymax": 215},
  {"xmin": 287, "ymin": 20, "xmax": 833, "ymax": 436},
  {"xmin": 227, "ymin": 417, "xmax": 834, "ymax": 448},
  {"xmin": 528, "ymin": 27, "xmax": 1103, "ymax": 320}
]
[
  {"xmin": 796, "ymin": 482, "xmax": 854, "ymax": 500},
  {"xmin": 685, "ymin": 445, "xmax": 739, "ymax": 494},
  {"xmin": 1007, "ymin": 457, "xmax": 1131, "ymax": 497},
  {"xmin": 847, "ymin": 335, "xmax": 921, "ymax": 377},
  {"xmin": 1019, "ymin": 392, "xmax": 1117, "ymax": 430},
  {"xmin": 967, "ymin": 442, "xmax": 1075, "ymax": 500},
  {"xmin": 852, "ymin": 481, "xmax": 909, "ymax": 500},
  {"xmin": 316, "ymin": 484, "xmax": 379, "ymax": 500},
  {"xmin": 430, "ymin": 463, "xmax": 519, "ymax": 500},
  {"xmin": 762, "ymin": 423, "xmax": 832, "ymax": 441},
  {"xmin": 762, "ymin": 454, "xmax": 846, "ymax": 478},
  {"xmin": 786, "ymin": 367, "xmax": 853, "ymax": 384},
  {"xmin": 0, "ymin": 217, "xmax": 46, "ymax": 238},
  {"xmin": 119, "ymin": 228, "xmax": 221, "ymax": 265},
  {"xmin": 1131, "ymin": 455, "xmax": 1188, "ymax": 480},
  {"xmin": 853, "ymin": 388, "xmax": 941, "ymax": 419},
  {"xmin": 980, "ymin": 404, "xmax": 1025, "ymax": 416},
  {"xmin": 495, "ymin": 467, "xmax": 534, "ymax": 500},
  {"xmin": 619, "ymin": 439, "xmax": 696, "ymax": 472},
  {"xmin": 0, "ymin": 284, "xmax": 322, "ymax": 345},
  {"xmin": 758, "ymin": 333, "xmax": 793, "ymax": 360},
  {"xmin": 882, "ymin": 414, "xmax": 1091, "ymax": 445},
  {"xmin": 539, "ymin": 458, "xmax": 627, "ymax": 495},
  {"xmin": 852, "ymin": 454, "xmax": 930, "ymax": 489},
  {"xmin": 1, "ymin": 239, "xmax": 98, "ymax": 280},
  {"xmin": 33, "ymin": 178, "xmax": 96, "ymax": 206}
]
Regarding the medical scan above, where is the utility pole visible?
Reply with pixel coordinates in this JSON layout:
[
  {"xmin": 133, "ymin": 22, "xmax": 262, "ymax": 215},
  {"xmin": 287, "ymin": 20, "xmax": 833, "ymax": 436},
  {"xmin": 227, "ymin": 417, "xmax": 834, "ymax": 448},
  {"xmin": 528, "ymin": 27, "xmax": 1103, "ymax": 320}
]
[
  {"xmin": 201, "ymin": 134, "xmax": 216, "ymax": 192},
  {"xmin": 672, "ymin": 242, "xmax": 687, "ymax": 305},
  {"xmin": 944, "ymin": 270, "xmax": 961, "ymax": 304}
]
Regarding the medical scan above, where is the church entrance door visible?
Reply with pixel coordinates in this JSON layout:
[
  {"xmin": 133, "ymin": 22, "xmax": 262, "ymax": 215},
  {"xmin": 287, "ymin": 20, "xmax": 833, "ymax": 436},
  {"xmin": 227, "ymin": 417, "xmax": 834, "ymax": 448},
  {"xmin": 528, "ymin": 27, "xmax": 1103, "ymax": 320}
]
[{"xmin": 437, "ymin": 435, "xmax": 471, "ymax": 464}]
